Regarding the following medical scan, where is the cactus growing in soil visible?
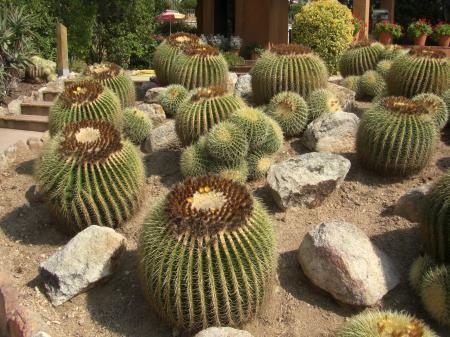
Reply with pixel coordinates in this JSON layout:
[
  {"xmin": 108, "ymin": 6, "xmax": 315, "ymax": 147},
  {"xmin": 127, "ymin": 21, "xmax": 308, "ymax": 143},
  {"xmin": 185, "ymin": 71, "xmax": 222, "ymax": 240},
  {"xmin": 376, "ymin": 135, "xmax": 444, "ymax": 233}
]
[
  {"xmin": 338, "ymin": 41, "xmax": 385, "ymax": 77},
  {"xmin": 179, "ymin": 138, "xmax": 210, "ymax": 178},
  {"xmin": 387, "ymin": 47, "xmax": 450, "ymax": 98},
  {"xmin": 251, "ymin": 44, "xmax": 328, "ymax": 104},
  {"xmin": 359, "ymin": 70, "xmax": 386, "ymax": 98},
  {"xmin": 85, "ymin": 62, "xmax": 136, "ymax": 108},
  {"xmin": 376, "ymin": 60, "xmax": 393, "ymax": 80},
  {"xmin": 211, "ymin": 159, "xmax": 249, "ymax": 183},
  {"xmin": 49, "ymin": 80, "xmax": 122, "ymax": 136},
  {"xmin": 153, "ymin": 32, "xmax": 201, "ymax": 86},
  {"xmin": 175, "ymin": 86, "xmax": 246, "ymax": 146},
  {"xmin": 356, "ymin": 96, "xmax": 437, "ymax": 176},
  {"xmin": 308, "ymin": 89, "xmax": 342, "ymax": 121},
  {"xmin": 35, "ymin": 120, "xmax": 145, "ymax": 234},
  {"xmin": 421, "ymin": 170, "xmax": 450, "ymax": 264},
  {"xmin": 380, "ymin": 45, "xmax": 409, "ymax": 60},
  {"xmin": 409, "ymin": 255, "xmax": 436, "ymax": 293},
  {"xmin": 138, "ymin": 175, "xmax": 276, "ymax": 331},
  {"xmin": 248, "ymin": 151, "xmax": 275, "ymax": 180},
  {"xmin": 259, "ymin": 116, "xmax": 284, "ymax": 155},
  {"xmin": 334, "ymin": 310, "xmax": 438, "ymax": 337},
  {"xmin": 170, "ymin": 43, "xmax": 228, "ymax": 90},
  {"xmin": 206, "ymin": 122, "xmax": 249, "ymax": 163},
  {"xmin": 413, "ymin": 93, "xmax": 448, "ymax": 130},
  {"xmin": 123, "ymin": 108, "xmax": 153, "ymax": 145},
  {"xmin": 158, "ymin": 84, "xmax": 188, "ymax": 117},
  {"xmin": 341, "ymin": 75, "xmax": 361, "ymax": 96},
  {"xmin": 229, "ymin": 107, "xmax": 269, "ymax": 150},
  {"xmin": 266, "ymin": 92, "xmax": 309, "ymax": 137}
]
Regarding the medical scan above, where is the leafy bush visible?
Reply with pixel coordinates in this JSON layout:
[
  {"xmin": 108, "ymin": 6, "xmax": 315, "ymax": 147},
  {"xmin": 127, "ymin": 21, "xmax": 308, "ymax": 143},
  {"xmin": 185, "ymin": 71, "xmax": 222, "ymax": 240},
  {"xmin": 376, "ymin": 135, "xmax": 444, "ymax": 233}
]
[
  {"xmin": 222, "ymin": 52, "xmax": 245, "ymax": 69},
  {"xmin": 292, "ymin": 0, "xmax": 354, "ymax": 74}
]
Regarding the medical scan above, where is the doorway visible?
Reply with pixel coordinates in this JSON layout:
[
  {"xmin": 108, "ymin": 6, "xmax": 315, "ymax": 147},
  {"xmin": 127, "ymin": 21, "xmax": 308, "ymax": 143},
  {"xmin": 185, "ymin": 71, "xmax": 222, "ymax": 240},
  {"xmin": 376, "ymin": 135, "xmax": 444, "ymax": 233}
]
[{"xmin": 214, "ymin": 0, "xmax": 235, "ymax": 36}]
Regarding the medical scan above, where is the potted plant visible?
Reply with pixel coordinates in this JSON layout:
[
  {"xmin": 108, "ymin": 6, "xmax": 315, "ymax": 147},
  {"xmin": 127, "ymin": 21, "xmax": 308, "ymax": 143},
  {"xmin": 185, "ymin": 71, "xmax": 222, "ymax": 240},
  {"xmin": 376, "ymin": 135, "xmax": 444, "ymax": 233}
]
[
  {"xmin": 229, "ymin": 36, "xmax": 243, "ymax": 55},
  {"xmin": 433, "ymin": 22, "xmax": 450, "ymax": 47},
  {"xmin": 407, "ymin": 19, "xmax": 433, "ymax": 46},
  {"xmin": 374, "ymin": 21, "xmax": 402, "ymax": 45},
  {"xmin": 245, "ymin": 43, "xmax": 264, "ymax": 60},
  {"xmin": 352, "ymin": 16, "xmax": 365, "ymax": 42}
]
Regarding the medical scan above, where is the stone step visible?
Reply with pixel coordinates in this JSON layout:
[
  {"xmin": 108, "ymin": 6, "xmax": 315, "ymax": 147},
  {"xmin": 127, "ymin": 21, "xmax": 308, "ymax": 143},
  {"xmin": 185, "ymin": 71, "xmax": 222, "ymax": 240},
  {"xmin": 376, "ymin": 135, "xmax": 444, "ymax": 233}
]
[
  {"xmin": 0, "ymin": 114, "xmax": 48, "ymax": 132},
  {"xmin": 42, "ymin": 90, "xmax": 61, "ymax": 102},
  {"xmin": 20, "ymin": 101, "xmax": 53, "ymax": 116}
]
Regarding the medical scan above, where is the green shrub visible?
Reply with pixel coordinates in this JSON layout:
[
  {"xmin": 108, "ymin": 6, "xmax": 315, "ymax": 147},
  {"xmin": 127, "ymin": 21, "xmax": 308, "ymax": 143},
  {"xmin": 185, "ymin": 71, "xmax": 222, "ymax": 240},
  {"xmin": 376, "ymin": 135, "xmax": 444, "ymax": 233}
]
[
  {"xmin": 158, "ymin": 84, "xmax": 188, "ymax": 117},
  {"xmin": 251, "ymin": 44, "xmax": 328, "ymax": 104},
  {"xmin": 339, "ymin": 41, "xmax": 385, "ymax": 77},
  {"xmin": 123, "ymin": 107, "xmax": 153, "ymax": 145},
  {"xmin": 222, "ymin": 51, "xmax": 245, "ymax": 69},
  {"xmin": 36, "ymin": 120, "xmax": 145, "ymax": 234},
  {"xmin": 138, "ymin": 175, "xmax": 275, "ymax": 330},
  {"xmin": 292, "ymin": 0, "xmax": 354, "ymax": 74}
]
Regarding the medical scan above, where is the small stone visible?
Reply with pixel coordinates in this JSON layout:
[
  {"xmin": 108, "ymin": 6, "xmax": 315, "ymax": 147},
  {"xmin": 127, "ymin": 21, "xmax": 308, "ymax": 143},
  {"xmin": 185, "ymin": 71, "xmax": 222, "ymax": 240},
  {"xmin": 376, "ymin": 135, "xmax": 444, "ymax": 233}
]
[
  {"xmin": 7, "ymin": 97, "xmax": 25, "ymax": 115},
  {"xmin": 327, "ymin": 83, "xmax": 355, "ymax": 112},
  {"xmin": 141, "ymin": 120, "xmax": 180, "ymax": 154},
  {"xmin": 32, "ymin": 332, "xmax": 52, "ymax": 337},
  {"xmin": 303, "ymin": 112, "xmax": 359, "ymax": 153},
  {"xmin": 298, "ymin": 221, "xmax": 400, "ymax": 306},
  {"xmin": 137, "ymin": 103, "xmax": 166, "ymax": 126},
  {"xmin": 144, "ymin": 87, "xmax": 168, "ymax": 104},
  {"xmin": 27, "ymin": 137, "xmax": 43, "ymax": 152},
  {"xmin": 394, "ymin": 183, "xmax": 433, "ymax": 223},
  {"xmin": 39, "ymin": 226, "xmax": 126, "ymax": 306},
  {"xmin": 227, "ymin": 72, "xmax": 238, "ymax": 92},
  {"xmin": 328, "ymin": 75, "xmax": 343, "ymax": 84},
  {"xmin": 267, "ymin": 153, "xmax": 351, "ymax": 209},
  {"xmin": 194, "ymin": 327, "xmax": 254, "ymax": 337},
  {"xmin": 137, "ymin": 81, "xmax": 158, "ymax": 101},
  {"xmin": 235, "ymin": 74, "xmax": 252, "ymax": 98}
]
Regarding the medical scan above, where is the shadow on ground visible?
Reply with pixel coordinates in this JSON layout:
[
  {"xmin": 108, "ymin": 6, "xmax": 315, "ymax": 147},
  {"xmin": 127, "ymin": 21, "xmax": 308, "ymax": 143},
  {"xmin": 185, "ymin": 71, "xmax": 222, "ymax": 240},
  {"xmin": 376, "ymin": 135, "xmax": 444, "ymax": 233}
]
[
  {"xmin": 145, "ymin": 150, "xmax": 182, "ymax": 188},
  {"xmin": 15, "ymin": 158, "xmax": 36, "ymax": 176}
]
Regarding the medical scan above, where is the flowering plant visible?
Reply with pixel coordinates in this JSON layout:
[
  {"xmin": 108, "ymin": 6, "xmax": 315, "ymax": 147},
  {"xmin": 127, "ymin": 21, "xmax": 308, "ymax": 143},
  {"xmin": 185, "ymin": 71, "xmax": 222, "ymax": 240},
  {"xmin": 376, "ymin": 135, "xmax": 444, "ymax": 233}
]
[
  {"xmin": 433, "ymin": 22, "xmax": 450, "ymax": 37},
  {"xmin": 374, "ymin": 21, "xmax": 402, "ymax": 39},
  {"xmin": 407, "ymin": 19, "xmax": 433, "ymax": 38},
  {"xmin": 352, "ymin": 16, "xmax": 365, "ymax": 35}
]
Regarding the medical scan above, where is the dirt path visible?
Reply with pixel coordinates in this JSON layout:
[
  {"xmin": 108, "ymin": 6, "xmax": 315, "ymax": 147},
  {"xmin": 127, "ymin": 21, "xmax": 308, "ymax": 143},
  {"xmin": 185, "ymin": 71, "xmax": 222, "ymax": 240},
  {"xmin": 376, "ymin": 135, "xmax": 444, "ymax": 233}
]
[{"xmin": 0, "ymin": 129, "xmax": 449, "ymax": 337}]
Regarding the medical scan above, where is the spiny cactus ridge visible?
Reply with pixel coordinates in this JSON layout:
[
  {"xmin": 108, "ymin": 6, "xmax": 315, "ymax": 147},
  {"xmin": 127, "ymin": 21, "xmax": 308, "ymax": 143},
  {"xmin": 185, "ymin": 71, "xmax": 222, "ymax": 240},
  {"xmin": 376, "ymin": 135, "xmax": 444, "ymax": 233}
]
[
  {"xmin": 158, "ymin": 84, "xmax": 188, "ymax": 117},
  {"xmin": 338, "ymin": 41, "xmax": 385, "ymax": 77},
  {"xmin": 123, "ymin": 107, "xmax": 153, "ymax": 145},
  {"xmin": 307, "ymin": 88, "xmax": 342, "ymax": 121}
]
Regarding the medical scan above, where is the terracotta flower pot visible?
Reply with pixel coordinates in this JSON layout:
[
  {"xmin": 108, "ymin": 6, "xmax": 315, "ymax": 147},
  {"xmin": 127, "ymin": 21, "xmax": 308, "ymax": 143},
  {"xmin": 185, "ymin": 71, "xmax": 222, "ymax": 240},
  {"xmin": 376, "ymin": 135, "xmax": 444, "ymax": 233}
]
[
  {"xmin": 231, "ymin": 48, "xmax": 241, "ymax": 56},
  {"xmin": 438, "ymin": 35, "xmax": 450, "ymax": 47},
  {"xmin": 413, "ymin": 34, "xmax": 428, "ymax": 46},
  {"xmin": 379, "ymin": 32, "xmax": 393, "ymax": 45},
  {"xmin": 353, "ymin": 32, "xmax": 360, "ymax": 43}
]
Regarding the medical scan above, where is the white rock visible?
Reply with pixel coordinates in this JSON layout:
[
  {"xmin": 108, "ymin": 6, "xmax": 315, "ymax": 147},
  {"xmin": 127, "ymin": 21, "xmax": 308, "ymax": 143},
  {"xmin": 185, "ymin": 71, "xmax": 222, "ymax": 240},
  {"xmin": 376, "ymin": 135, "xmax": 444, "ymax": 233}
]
[
  {"xmin": 7, "ymin": 97, "xmax": 24, "ymax": 115},
  {"xmin": 267, "ymin": 153, "xmax": 351, "ymax": 209},
  {"xmin": 227, "ymin": 72, "xmax": 238, "ymax": 92},
  {"xmin": 327, "ymin": 83, "xmax": 355, "ymax": 112},
  {"xmin": 195, "ymin": 327, "xmax": 254, "ymax": 337},
  {"xmin": 395, "ymin": 183, "xmax": 433, "ymax": 223},
  {"xmin": 298, "ymin": 221, "xmax": 400, "ymax": 306},
  {"xmin": 0, "ymin": 106, "xmax": 8, "ymax": 116},
  {"xmin": 303, "ymin": 112, "xmax": 359, "ymax": 153},
  {"xmin": 136, "ymin": 103, "xmax": 166, "ymax": 125},
  {"xmin": 235, "ymin": 74, "xmax": 252, "ymax": 98},
  {"xmin": 144, "ymin": 86, "xmax": 168, "ymax": 104},
  {"xmin": 27, "ymin": 137, "xmax": 43, "ymax": 152},
  {"xmin": 32, "ymin": 332, "xmax": 52, "ymax": 337},
  {"xmin": 39, "ymin": 226, "xmax": 126, "ymax": 306},
  {"xmin": 328, "ymin": 75, "xmax": 343, "ymax": 84},
  {"xmin": 141, "ymin": 120, "xmax": 180, "ymax": 154}
]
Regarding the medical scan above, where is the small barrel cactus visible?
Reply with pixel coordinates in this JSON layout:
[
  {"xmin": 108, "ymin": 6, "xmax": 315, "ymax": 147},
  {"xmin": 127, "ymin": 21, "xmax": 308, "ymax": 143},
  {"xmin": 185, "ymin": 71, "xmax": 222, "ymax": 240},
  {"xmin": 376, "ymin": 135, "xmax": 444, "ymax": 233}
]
[
  {"xmin": 339, "ymin": 41, "xmax": 385, "ymax": 77},
  {"xmin": 248, "ymin": 151, "xmax": 275, "ymax": 180},
  {"xmin": 123, "ymin": 107, "xmax": 153, "ymax": 145},
  {"xmin": 259, "ymin": 116, "xmax": 284, "ymax": 155},
  {"xmin": 409, "ymin": 255, "xmax": 436, "ymax": 293},
  {"xmin": 413, "ymin": 93, "xmax": 448, "ymax": 130},
  {"xmin": 359, "ymin": 70, "xmax": 386, "ymax": 98},
  {"xmin": 380, "ymin": 45, "xmax": 409, "ymax": 60},
  {"xmin": 356, "ymin": 96, "xmax": 437, "ymax": 176},
  {"xmin": 420, "ymin": 264, "xmax": 450, "ymax": 327},
  {"xmin": 211, "ymin": 158, "xmax": 249, "ymax": 183},
  {"xmin": 206, "ymin": 122, "xmax": 249, "ymax": 163},
  {"xmin": 229, "ymin": 107, "xmax": 269, "ymax": 150},
  {"xmin": 153, "ymin": 32, "xmax": 201, "ymax": 86},
  {"xmin": 341, "ymin": 75, "xmax": 361, "ymax": 96},
  {"xmin": 35, "ymin": 120, "xmax": 145, "ymax": 234},
  {"xmin": 308, "ymin": 88, "xmax": 342, "ymax": 121},
  {"xmin": 170, "ymin": 43, "xmax": 228, "ymax": 90},
  {"xmin": 421, "ymin": 170, "xmax": 450, "ymax": 264},
  {"xmin": 158, "ymin": 84, "xmax": 188, "ymax": 117},
  {"xmin": 138, "ymin": 175, "xmax": 276, "ymax": 331},
  {"xmin": 175, "ymin": 86, "xmax": 246, "ymax": 146},
  {"xmin": 442, "ymin": 88, "xmax": 450, "ymax": 113},
  {"xmin": 266, "ymin": 91, "xmax": 309, "ymax": 137},
  {"xmin": 334, "ymin": 310, "xmax": 438, "ymax": 337},
  {"xmin": 180, "ymin": 137, "xmax": 210, "ymax": 178},
  {"xmin": 251, "ymin": 44, "xmax": 328, "ymax": 104},
  {"xmin": 49, "ymin": 80, "xmax": 122, "ymax": 136},
  {"xmin": 85, "ymin": 62, "xmax": 136, "ymax": 108},
  {"xmin": 376, "ymin": 60, "xmax": 393, "ymax": 80},
  {"xmin": 387, "ymin": 47, "xmax": 450, "ymax": 98}
]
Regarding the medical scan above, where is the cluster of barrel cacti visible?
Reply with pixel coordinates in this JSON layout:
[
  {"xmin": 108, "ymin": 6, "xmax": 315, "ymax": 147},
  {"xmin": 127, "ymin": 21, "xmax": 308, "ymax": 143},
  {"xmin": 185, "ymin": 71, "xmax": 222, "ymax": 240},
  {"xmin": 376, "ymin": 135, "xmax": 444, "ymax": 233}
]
[
  {"xmin": 26, "ymin": 56, "xmax": 57, "ymax": 82},
  {"xmin": 180, "ymin": 107, "xmax": 283, "ymax": 182}
]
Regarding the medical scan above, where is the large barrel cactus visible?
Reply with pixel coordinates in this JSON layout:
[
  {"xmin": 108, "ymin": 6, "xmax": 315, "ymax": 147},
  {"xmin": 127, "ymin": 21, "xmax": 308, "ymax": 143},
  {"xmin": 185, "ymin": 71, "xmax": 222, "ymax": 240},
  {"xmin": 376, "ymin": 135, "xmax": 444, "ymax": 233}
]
[
  {"xmin": 153, "ymin": 32, "xmax": 201, "ymax": 86},
  {"xmin": 175, "ymin": 86, "xmax": 246, "ymax": 146},
  {"xmin": 413, "ymin": 93, "xmax": 448, "ymax": 130},
  {"xmin": 421, "ymin": 170, "xmax": 450, "ymax": 264},
  {"xmin": 339, "ymin": 41, "xmax": 385, "ymax": 77},
  {"xmin": 123, "ymin": 107, "xmax": 153, "ymax": 145},
  {"xmin": 35, "ymin": 120, "xmax": 145, "ymax": 234},
  {"xmin": 380, "ymin": 44, "xmax": 409, "ymax": 60},
  {"xmin": 251, "ymin": 44, "xmax": 328, "ymax": 104},
  {"xmin": 387, "ymin": 47, "xmax": 450, "ymax": 97},
  {"xmin": 85, "ymin": 62, "xmax": 136, "ymax": 108},
  {"xmin": 49, "ymin": 80, "xmax": 122, "ymax": 136},
  {"xmin": 170, "ymin": 43, "xmax": 228, "ymax": 90},
  {"xmin": 335, "ymin": 310, "xmax": 438, "ymax": 337},
  {"xmin": 138, "ymin": 175, "xmax": 276, "ymax": 331},
  {"xmin": 356, "ymin": 96, "xmax": 437, "ymax": 176}
]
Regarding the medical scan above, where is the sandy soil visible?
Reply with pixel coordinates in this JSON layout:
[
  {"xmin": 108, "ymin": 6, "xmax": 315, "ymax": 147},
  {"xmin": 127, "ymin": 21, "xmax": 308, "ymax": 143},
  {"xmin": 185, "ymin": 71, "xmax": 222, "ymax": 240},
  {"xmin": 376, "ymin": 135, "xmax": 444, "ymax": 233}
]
[{"xmin": 0, "ymin": 126, "xmax": 449, "ymax": 337}]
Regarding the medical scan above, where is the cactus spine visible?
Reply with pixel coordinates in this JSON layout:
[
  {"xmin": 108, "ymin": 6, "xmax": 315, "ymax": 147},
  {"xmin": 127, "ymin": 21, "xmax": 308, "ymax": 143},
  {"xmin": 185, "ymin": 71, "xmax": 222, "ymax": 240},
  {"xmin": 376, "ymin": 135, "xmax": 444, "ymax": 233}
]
[
  {"xmin": 338, "ymin": 41, "xmax": 385, "ymax": 77},
  {"xmin": 359, "ymin": 70, "xmax": 387, "ymax": 98},
  {"xmin": 206, "ymin": 122, "xmax": 249, "ymax": 163},
  {"xmin": 49, "ymin": 80, "xmax": 122, "ymax": 136},
  {"xmin": 229, "ymin": 107, "xmax": 269, "ymax": 150},
  {"xmin": 123, "ymin": 108, "xmax": 153, "ymax": 145},
  {"xmin": 248, "ymin": 151, "xmax": 275, "ymax": 180},
  {"xmin": 138, "ymin": 176, "xmax": 276, "ymax": 331},
  {"xmin": 376, "ymin": 60, "xmax": 393, "ymax": 80},
  {"xmin": 341, "ymin": 75, "xmax": 361, "ymax": 96},
  {"xmin": 307, "ymin": 89, "xmax": 342, "ymax": 121},
  {"xmin": 158, "ymin": 84, "xmax": 188, "ymax": 117},
  {"xmin": 35, "ymin": 121, "xmax": 145, "ymax": 234},
  {"xmin": 380, "ymin": 45, "xmax": 409, "ymax": 60},
  {"xmin": 413, "ymin": 93, "xmax": 448, "ymax": 130},
  {"xmin": 251, "ymin": 44, "xmax": 328, "ymax": 104},
  {"xmin": 420, "ymin": 265, "xmax": 450, "ymax": 327}
]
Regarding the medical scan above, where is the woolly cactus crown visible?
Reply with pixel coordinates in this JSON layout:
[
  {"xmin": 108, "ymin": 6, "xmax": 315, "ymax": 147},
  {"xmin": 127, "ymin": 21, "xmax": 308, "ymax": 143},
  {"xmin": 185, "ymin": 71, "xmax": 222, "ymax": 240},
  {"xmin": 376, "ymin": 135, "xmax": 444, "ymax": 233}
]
[
  {"xmin": 270, "ymin": 43, "xmax": 312, "ymax": 55},
  {"xmin": 380, "ymin": 96, "xmax": 429, "ymax": 116},
  {"xmin": 190, "ymin": 85, "xmax": 227, "ymax": 101},
  {"xmin": 409, "ymin": 47, "xmax": 447, "ymax": 59},
  {"xmin": 59, "ymin": 80, "xmax": 105, "ymax": 106},
  {"xmin": 85, "ymin": 62, "xmax": 122, "ymax": 80},
  {"xmin": 167, "ymin": 32, "xmax": 200, "ymax": 47},
  {"xmin": 181, "ymin": 43, "xmax": 220, "ymax": 56}
]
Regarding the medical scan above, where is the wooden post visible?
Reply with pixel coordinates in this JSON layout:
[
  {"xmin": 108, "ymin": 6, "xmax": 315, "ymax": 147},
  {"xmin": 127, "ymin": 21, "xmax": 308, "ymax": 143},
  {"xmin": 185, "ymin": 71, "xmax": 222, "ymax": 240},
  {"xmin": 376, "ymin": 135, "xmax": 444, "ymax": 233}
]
[
  {"xmin": 56, "ymin": 23, "xmax": 69, "ymax": 77},
  {"xmin": 353, "ymin": 0, "xmax": 370, "ymax": 38},
  {"xmin": 380, "ymin": 0, "xmax": 395, "ymax": 22}
]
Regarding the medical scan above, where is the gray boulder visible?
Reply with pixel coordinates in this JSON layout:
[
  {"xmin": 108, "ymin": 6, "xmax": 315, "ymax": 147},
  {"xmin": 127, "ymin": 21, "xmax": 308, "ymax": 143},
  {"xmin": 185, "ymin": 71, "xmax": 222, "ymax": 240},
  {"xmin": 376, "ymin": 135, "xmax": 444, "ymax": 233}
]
[
  {"xmin": 136, "ymin": 103, "xmax": 166, "ymax": 126},
  {"xmin": 39, "ymin": 226, "xmax": 126, "ymax": 306},
  {"xmin": 195, "ymin": 327, "xmax": 254, "ymax": 337},
  {"xmin": 394, "ymin": 183, "xmax": 433, "ymax": 223},
  {"xmin": 303, "ymin": 112, "xmax": 359, "ymax": 153},
  {"xmin": 144, "ymin": 86, "xmax": 168, "ymax": 104},
  {"xmin": 141, "ymin": 120, "xmax": 180, "ymax": 154},
  {"xmin": 136, "ymin": 81, "xmax": 158, "ymax": 101},
  {"xmin": 267, "ymin": 153, "xmax": 351, "ymax": 209},
  {"xmin": 327, "ymin": 83, "xmax": 355, "ymax": 111},
  {"xmin": 235, "ymin": 74, "xmax": 252, "ymax": 98},
  {"xmin": 298, "ymin": 221, "xmax": 400, "ymax": 306}
]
